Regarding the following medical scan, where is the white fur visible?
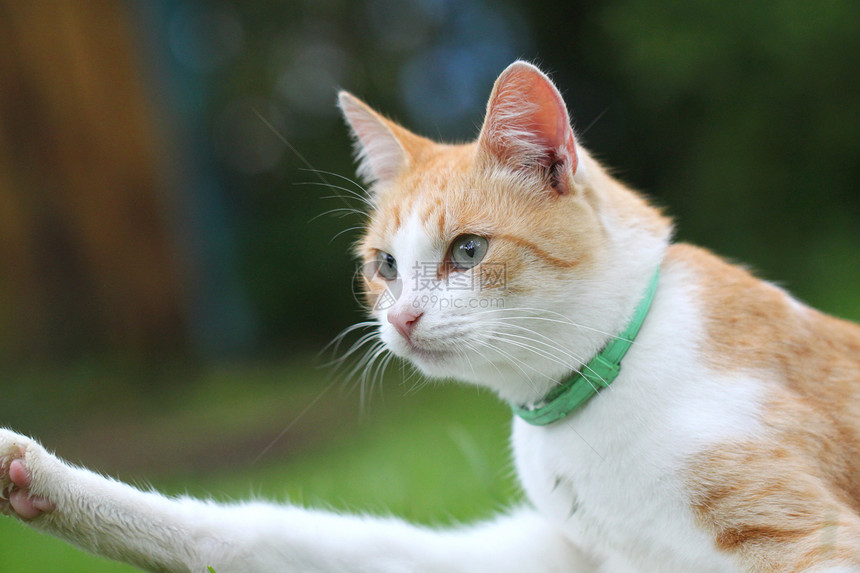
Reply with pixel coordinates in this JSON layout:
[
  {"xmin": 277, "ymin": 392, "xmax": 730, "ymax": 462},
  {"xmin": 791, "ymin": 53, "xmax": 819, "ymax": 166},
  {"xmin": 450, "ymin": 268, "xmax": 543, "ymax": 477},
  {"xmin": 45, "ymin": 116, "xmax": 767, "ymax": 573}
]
[{"xmin": 0, "ymin": 187, "xmax": 774, "ymax": 572}]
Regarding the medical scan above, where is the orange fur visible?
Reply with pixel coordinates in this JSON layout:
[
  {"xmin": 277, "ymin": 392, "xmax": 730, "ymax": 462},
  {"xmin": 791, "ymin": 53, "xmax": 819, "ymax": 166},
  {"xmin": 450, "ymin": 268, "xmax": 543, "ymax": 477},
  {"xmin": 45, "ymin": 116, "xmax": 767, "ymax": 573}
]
[
  {"xmin": 343, "ymin": 62, "xmax": 860, "ymax": 571},
  {"xmin": 672, "ymin": 245, "xmax": 860, "ymax": 569}
]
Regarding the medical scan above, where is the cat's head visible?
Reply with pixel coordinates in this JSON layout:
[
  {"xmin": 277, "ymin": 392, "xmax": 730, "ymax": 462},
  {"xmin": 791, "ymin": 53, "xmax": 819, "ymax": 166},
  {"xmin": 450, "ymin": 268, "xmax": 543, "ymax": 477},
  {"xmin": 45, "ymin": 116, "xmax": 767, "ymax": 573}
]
[{"xmin": 339, "ymin": 61, "xmax": 671, "ymax": 404}]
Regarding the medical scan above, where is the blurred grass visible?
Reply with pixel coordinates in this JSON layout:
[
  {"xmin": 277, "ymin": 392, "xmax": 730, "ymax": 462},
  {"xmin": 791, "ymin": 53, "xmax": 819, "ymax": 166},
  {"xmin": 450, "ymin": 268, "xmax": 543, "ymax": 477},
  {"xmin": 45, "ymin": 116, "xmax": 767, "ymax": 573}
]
[{"xmin": 0, "ymin": 358, "xmax": 518, "ymax": 572}]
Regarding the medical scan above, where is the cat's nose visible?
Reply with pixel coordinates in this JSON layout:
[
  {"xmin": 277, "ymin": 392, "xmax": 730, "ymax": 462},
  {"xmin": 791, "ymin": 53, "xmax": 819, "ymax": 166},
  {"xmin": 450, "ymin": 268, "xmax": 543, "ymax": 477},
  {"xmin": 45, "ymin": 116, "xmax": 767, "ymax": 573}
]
[{"xmin": 388, "ymin": 307, "xmax": 423, "ymax": 342}]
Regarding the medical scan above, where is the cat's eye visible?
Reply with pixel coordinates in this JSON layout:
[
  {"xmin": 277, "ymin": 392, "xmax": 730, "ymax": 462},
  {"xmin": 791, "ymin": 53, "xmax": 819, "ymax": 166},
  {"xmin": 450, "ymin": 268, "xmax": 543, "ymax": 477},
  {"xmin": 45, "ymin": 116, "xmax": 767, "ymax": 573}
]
[
  {"xmin": 374, "ymin": 250, "xmax": 398, "ymax": 280},
  {"xmin": 449, "ymin": 235, "xmax": 488, "ymax": 270}
]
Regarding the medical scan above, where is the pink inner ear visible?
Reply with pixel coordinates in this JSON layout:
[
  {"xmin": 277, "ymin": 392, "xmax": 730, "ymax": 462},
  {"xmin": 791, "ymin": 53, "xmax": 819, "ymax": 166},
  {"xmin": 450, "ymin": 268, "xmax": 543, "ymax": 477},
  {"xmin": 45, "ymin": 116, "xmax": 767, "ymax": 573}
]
[
  {"xmin": 482, "ymin": 63, "xmax": 578, "ymax": 178},
  {"xmin": 517, "ymin": 79, "xmax": 569, "ymax": 160}
]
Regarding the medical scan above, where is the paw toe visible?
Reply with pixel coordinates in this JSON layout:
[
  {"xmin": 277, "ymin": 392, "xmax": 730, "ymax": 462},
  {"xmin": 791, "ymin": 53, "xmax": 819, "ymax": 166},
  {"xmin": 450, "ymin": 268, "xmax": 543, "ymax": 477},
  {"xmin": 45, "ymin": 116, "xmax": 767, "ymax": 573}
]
[
  {"xmin": 9, "ymin": 489, "xmax": 45, "ymax": 520},
  {"xmin": 9, "ymin": 459, "xmax": 31, "ymax": 488}
]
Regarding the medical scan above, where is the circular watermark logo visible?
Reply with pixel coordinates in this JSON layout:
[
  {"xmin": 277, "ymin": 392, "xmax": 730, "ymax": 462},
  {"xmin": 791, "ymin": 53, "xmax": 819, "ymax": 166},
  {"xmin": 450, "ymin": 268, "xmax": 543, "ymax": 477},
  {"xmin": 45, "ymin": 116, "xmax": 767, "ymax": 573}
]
[{"xmin": 361, "ymin": 261, "xmax": 403, "ymax": 311}]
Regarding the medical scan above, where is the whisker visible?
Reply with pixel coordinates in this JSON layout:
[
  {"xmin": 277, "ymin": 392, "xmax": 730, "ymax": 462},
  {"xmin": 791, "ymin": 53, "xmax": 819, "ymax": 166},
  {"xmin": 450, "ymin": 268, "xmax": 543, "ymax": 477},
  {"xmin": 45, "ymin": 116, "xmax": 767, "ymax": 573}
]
[
  {"xmin": 579, "ymin": 105, "xmax": 610, "ymax": 138},
  {"xmin": 252, "ymin": 106, "xmax": 327, "ymax": 186},
  {"xmin": 475, "ymin": 306, "xmax": 633, "ymax": 343},
  {"xmin": 308, "ymin": 207, "xmax": 368, "ymax": 224},
  {"xmin": 469, "ymin": 337, "xmax": 553, "ymax": 384},
  {"xmin": 475, "ymin": 335, "xmax": 605, "ymax": 461},
  {"xmin": 325, "ymin": 330, "xmax": 380, "ymax": 369},
  {"xmin": 358, "ymin": 343, "xmax": 390, "ymax": 413},
  {"xmin": 295, "ymin": 179, "xmax": 369, "ymax": 199},
  {"xmin": 481, "ymin": 320, "xmax": 589, "ymax": 366},
  {"xmin": 251, "ymin": 378, "xmax": 337, "ymax": 465},
  {"xmin": 323, "ymin": 321, "xmax": 377, "ymax": 354},
  {"xmin": 298, "ymin": 167, "xmax": 370, "ymax": 196},
  {"xmin": 343, "ymin": 339, "xmax": 383, "ymax": 387},
  {"xmin": 296, "ymin": 180, "xmax": 374, "ymax": 210},
  {"xmin": 480, "ymin": 321, "xmax": 614, "ymax": 393},
  {"xmin": 458, "ymin": 340, "xmax": 478, "ymax": 378},
  {"xmin": 487, "ymin": 332, "xmax": 606, "ymax": 396},
  {"xmin": 461, "ymin": 339, "xmax": 506, "ymax": 381},
  {"xmin": 484, "ymin": 333, "xmax": 584, "ymax": 385},
  {"xmin": 331, "ymin": 225, "xmax": 366, "ymax": 243},
  {"xmin": 400, "ymin": 359, "xmax": 434, "ymax": 396},
  {"xmin": 487, "ymin": 330, "xmax": 580, "ymax": 371}
]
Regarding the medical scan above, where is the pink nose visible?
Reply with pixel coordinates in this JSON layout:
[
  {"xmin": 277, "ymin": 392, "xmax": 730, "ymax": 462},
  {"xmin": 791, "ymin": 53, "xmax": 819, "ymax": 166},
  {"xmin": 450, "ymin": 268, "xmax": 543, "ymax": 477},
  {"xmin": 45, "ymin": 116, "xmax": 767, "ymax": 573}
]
[{"xmin": 388, "ymin": 307, "xmax": 423, "ymax": 342}]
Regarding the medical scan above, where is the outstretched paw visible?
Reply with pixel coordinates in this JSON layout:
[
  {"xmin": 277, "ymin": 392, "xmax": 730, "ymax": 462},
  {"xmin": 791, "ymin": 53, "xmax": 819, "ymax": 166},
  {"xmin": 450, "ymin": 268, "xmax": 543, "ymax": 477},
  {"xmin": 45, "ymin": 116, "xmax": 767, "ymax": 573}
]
[{"xmin": 0, "ymin": 429, "xmax": 56, "ymax": 520}]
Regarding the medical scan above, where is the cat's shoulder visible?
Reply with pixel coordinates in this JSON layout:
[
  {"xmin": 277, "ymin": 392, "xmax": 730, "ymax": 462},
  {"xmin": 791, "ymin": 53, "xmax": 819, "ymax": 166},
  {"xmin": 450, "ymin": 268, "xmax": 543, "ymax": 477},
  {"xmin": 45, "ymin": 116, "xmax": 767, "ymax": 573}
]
[
  {"xmin": 666, "ymin": 241, "xmax": 807, "ymax": 317},
  {"xmin": 664, "ymin": 242, "xmax": 860, "ymax": 376}
]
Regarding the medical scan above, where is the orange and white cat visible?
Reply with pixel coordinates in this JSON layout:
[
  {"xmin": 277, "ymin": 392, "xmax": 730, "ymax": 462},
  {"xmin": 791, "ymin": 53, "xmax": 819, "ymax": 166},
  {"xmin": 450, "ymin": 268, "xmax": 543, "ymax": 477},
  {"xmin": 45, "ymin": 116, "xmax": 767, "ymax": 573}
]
[{"xmin": 2, "ymin": 61, "xmax": 859, "ymax": 572}]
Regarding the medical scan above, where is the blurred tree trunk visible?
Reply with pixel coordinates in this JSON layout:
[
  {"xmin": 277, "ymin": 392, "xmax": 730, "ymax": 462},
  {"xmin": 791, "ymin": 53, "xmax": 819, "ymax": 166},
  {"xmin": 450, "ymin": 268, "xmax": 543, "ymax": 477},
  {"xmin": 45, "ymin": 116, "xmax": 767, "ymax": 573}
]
[{"xmin": 0, "ymin": 1, "xmax": 187, "ymax": 364}]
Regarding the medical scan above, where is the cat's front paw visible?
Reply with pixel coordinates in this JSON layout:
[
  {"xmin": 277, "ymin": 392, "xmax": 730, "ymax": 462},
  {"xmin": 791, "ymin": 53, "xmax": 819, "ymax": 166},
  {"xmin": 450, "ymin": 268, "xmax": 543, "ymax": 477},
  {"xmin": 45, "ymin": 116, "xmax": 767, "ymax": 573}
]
[{"xmin": 0, "ymin": 429, "xmax": 56, "ymax": 520}]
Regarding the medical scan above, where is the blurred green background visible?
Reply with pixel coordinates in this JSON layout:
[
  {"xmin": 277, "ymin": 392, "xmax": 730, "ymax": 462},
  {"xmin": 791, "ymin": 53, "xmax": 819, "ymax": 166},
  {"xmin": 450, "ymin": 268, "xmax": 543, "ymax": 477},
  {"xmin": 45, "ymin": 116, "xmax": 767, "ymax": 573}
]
[{"xmin": 0, "ymin": 0, "xmax": 858, "ymax": 570}]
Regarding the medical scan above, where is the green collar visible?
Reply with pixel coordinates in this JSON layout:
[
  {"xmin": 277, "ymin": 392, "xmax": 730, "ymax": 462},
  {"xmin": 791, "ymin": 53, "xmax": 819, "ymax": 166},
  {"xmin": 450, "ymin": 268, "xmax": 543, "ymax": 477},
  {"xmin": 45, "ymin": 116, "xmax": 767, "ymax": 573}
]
[{"xmin": 512, "ymin": 269, "xmax": 661, "ymax": 426}]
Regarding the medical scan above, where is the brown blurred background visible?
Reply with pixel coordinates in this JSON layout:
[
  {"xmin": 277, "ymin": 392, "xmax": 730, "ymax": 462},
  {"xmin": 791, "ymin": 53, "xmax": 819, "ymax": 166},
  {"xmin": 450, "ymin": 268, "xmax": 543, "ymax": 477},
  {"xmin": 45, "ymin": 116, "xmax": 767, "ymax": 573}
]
[{"xmin": 0, "ymin": 2, "xmax": 185, "ymax": 362}]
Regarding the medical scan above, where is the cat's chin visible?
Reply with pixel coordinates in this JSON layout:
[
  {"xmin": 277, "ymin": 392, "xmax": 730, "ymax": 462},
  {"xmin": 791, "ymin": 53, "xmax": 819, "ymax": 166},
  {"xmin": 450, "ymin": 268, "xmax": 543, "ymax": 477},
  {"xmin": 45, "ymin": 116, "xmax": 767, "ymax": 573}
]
[
  {"xmin": 407, "ymin": 354, "xmax": 457, "ymax": 378},
  {"xmin": 395, "ymin": 345, "xmax": 449, "ymax": 370},
  {"xmin": 398, "ymin": 346, "xmax": 496, "ymax": 386},
  {"xmin": 386, "ymin": 339, "xmax": 459, "ymax": 377}
]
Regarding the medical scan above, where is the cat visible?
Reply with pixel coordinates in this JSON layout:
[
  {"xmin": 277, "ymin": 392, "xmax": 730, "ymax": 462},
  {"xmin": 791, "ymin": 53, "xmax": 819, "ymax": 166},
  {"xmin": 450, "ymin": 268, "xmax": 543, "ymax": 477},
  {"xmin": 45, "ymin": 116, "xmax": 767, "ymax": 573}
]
[{"xmin": 2, "ymin": 60, "xmax": 860, "ymax": 572}]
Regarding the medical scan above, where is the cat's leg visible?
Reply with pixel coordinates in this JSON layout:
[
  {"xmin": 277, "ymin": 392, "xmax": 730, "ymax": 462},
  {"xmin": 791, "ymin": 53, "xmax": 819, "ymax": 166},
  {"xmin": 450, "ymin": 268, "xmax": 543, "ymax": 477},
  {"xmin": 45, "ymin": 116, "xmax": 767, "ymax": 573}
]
[
  {"xmin": 1, "ymin": 429, "xmax": 597, "ymax": 573},
  {"xmin": 697, "ymin": 493, "xmax": 860, "ymax": 571},
  {"xmin": 689, "ymin": 444, "xmax": 860, "ymax": 572},
  {"xmin": 694, "ymin": 495, "xmax": 860, "ymax": 572}
]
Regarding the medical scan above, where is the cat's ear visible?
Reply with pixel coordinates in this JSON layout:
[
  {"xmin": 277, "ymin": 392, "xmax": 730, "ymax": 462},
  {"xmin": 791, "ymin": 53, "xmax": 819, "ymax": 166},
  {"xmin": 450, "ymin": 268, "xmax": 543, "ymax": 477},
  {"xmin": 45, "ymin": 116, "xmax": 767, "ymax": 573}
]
[
  {"xmin": 338, "ymin": 92, "xmax": 412, "ymax": 187},
  {"xmin": 477, "ymin": 61, "xmax": 578, "ymax": 194}
]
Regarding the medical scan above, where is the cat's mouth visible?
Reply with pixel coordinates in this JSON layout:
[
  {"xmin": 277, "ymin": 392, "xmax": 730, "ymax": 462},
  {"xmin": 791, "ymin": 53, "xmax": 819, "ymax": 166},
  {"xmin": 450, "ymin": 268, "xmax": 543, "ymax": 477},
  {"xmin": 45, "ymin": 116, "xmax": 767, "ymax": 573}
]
[
  {"xmin": 408, "ymin": 343, "xmax": 447, "ymax": 361},
  {"xmin": 390, "ymin": 336, "xmax": 451, "ymax": 367}
]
